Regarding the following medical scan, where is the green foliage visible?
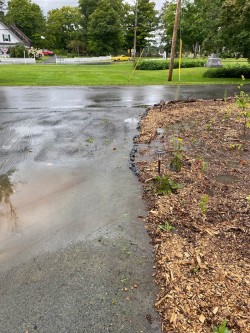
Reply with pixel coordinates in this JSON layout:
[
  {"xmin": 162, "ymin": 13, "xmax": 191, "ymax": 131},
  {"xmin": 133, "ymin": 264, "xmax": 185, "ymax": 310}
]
[
  {"xmin": 125, "ymin": 0, "xmax": 158, "ymax": 53},
  {"xmin": 67, "ymin": 40, "xmax": 86, "ymax": 56},
  {"xmin": 46, "ymin": 6, "xmax": 83, "ymax": 51},
  {"xmin": 201, "ymin": 161, "xmax": 208, "ymax": 173},
  {"xmin": 87, "ymin": 0, "xmax": 124, "ymax": 55},
  {"xmin": 203, "ymin": 65, "xmax": 250, "ymax": 78},
  {"xmin": 213, "ymin": 320, "xmax": 231, "ymax": 333},
  {"xmin": 0, "ymin": 63, "xmax": 247, "ymax": 86},
  {"xmin": 153, "ymin": 175, "xmax": 183, "ymax": 195},
  {"xmin": 161, "ymin": 0, "xmax": 250, "ymax": 60},
  {"xmin": 235, "ymin": 77, "xmax": 250, "ymax": 138},
  {"xmin": 169, "ymin": 138, "xmax": 184, "ymax": 172},
  {"xmin": 0, "ymin": 0, "xmax": 5, "ymax": 18},
  {"xmin": 86, "ymin": 137, "xmax": 95, "ymax": 144},
  {"xmin": 199, "ymin": 194, "xmax": 209, "ymax": 215},
  {"xmin": 158, "ymin": 221, "xmax": 175, "ymax": 232},
  {"xmin": 8, "ymin": 43, "xmax": 29, "ymax": 58},
  {"xmin": 5, "ymin": 0, "xmax": 45, "ymax": 46},
  {"xmin": 136, "ymin": 59, "xmax": 206, "ymax": 70}
]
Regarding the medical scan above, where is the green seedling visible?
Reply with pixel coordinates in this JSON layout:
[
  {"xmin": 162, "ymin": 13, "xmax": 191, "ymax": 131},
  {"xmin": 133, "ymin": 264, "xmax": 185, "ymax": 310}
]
[
  {"xmin": 213, "ymin": 320, "xmax": 231, "ymax": 333},
  {"xmin": 169, "ymin": 137, "xmax": 184, "ymax": 172},
  {"xmin": 192, "ymin": 267, "xmax": 199, "ymax": 274},
  {"xmin": 112, "ymin": 299, "xmax": 117, "ymax": 305},
  {"xmin": 103, "ymin": 138, "xmax": 110, "ymax": 145},
  {"xmin": 86, "ymin": 137, "xmax": 95, "ymax": 144},
  {"xmin": 158, "ymin": 221, "xmax": 175, "ymax": 232},
  {"xmin": 229, "ymin": 143, "xmax": 242, "ymax": 150},
  {"xmin": 199, "ymin": 194, "xmax": 209, "ymax": 215},
  {"xmin": 235, "ymin": 76, "xmax": 250, "ymax": 138},
  {"xmin": 223, "ymin": 106, "xmax": 232, "ymax": 120},
  {"xmin": 246, "ymin": 195, "xmax": 250, "ymax": 202},
  {"xmin": 154, "ymin": 175, "xmax": 183, "ymax": 195},
  {"xmin": 201, "ymin": 161, "xmax": 208, "ymax": 173}
]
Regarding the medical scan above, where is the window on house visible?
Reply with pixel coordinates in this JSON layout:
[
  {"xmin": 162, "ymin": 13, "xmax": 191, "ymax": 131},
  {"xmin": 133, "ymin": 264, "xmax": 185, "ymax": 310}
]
[{"xmin": 2, "ymin": 34, "xmax": 11, "ymax": 42}]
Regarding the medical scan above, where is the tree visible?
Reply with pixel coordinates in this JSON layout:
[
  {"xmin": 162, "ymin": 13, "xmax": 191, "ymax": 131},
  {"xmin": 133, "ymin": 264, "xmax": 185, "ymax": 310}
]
[
  {"xmin": 45, "ymin": 6, "xmax": 83, "ymax": 51},
  {"xmin": 219, "ymin": 0, "xmax": 250, "ymax": 60},
  {"xmin": 4, "ymin": 0, "xmax": 45, "ymax": 46},
  {"xmin": 79, "ymin": 0, "xmax": 126, "ymax": 53},
  {"xmin": 0, "ymin": 0, "xmax": 5, "ymax": 18},
  {"xmin": 87, "ymin": 0, "xmax": 125, "ymax": 55},
  {"xmin": 161, "ymin": 0, "xmax": 250, "ymax": 60},
  {"xmin": 125, "ymin": 0, "xmax": 158, "ymax": 54},
  {"xmin": 161, "ymin": 0, "xmax": 223, "ymax": 57}
]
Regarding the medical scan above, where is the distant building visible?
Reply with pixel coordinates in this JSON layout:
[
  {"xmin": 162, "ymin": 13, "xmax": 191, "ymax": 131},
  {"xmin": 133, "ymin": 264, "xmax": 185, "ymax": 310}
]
[{"xmin": 0, "ymin": 21, "xmax": 31, "ymax": 55}]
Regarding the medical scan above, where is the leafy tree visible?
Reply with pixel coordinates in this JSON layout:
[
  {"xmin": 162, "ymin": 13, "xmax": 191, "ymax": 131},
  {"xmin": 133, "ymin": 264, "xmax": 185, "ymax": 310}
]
[
  {"xmin": 125, "ymin": 0, "xmax": 158, "ymax": 54},
  {"xmin": 79, "ymin": 0, "xmax": 126, "ymax": 53},
  {"xmin": 4, "ymin": 0, "xmax": 45, "ymax": 46},
  {"xmin": 67, "ymin": 40, "xmax": 87, "ymax": 56},
  {"xmin": 0, "ymin": 0, "xmax": 5, "ymax": 18},
  {"xmin": 161, "ymin": 0, "xmax": 250, "ymax": 60},
  {"xmin": 161, "ymin": 0, "xmax": 223, "ymax": 57},
  {"xmin": 219, "ymin": 0, "xmax": 250, "ymax": 60},
  {"xmin": 87, "ymin": 0, "xmax": 125, "ymax": 55},
  {"xmin": 45, "ymin": 6, "xmax": 83, "ymax": 51}
]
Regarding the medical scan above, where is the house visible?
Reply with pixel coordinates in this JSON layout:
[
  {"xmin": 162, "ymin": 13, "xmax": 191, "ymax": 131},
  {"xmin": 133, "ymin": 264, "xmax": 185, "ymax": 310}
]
[{"xmin": 0, "ymin": 21, "xmax": 31, "ymax": 55}]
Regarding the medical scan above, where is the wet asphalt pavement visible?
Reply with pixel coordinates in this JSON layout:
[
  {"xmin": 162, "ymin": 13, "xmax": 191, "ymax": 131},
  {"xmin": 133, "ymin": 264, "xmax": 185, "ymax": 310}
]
[{"xmin": 0, "ymin": 85, "xmax": 249, "ymax": 333}]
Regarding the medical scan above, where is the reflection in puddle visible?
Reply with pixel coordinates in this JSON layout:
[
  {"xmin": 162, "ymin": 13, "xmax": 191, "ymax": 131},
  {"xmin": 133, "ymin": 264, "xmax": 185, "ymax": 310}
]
[
  {"xmin": 124, "ymin": 118, "xmax": 139, "ymax": 129},
  {"xmin": 0, "ymin": 171, "xmax": 20, "ymax": 232}
]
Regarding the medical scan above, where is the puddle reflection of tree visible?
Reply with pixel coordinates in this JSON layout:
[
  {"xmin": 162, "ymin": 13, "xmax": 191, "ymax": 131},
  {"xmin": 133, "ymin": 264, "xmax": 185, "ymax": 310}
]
[{"xmin": 0, "ymin": 171, "xmax": 20, "ymax": 232}]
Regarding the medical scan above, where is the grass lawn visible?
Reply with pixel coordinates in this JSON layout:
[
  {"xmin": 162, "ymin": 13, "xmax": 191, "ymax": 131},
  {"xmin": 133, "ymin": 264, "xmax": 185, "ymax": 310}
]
[{"xmin": 0, "ymin": 62, "xmax": 249, "ymax": 86}]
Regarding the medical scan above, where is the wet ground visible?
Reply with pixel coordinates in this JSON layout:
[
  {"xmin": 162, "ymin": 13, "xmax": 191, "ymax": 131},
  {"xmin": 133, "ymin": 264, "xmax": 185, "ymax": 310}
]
[{"xmin": 0, "ymin": 85, "xmax": 248, "ymax": 333}]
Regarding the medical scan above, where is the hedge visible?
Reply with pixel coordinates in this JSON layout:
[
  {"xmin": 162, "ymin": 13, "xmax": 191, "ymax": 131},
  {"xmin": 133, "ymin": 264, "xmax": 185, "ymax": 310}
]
[
  {"xmin": 135, "ymin": 59, "xmax": 206, "ymax": 70},
  {"xmin": 203, "ymin": 65, "xmax": 250, "ymax": 78}
]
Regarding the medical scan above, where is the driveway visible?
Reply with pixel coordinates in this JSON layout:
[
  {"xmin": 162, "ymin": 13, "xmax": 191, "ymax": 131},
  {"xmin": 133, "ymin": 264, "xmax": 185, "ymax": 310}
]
[{"xmin": 0, "ymin": 85, "xmax": 247, "ymax": 333}]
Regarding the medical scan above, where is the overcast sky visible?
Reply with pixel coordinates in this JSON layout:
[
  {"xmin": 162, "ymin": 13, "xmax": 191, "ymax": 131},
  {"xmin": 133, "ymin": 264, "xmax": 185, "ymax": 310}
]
[{"xmin": 32, "ymin": 0, "xmax": 164, "ymax": 14}]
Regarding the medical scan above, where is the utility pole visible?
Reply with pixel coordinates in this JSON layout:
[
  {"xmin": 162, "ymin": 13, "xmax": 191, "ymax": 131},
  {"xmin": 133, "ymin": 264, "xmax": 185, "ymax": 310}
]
[
  {"xmin": 168, "ymin": 0, "xmax": 182, "ymax": 81},
  {"xmin": 133, "ymin": 0, "xmax": 138, "ymax": 61}
]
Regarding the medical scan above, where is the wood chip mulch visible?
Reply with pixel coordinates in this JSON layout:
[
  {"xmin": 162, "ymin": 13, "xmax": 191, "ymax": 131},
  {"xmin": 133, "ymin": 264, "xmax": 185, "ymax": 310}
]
[{"xmin": 134, "ymin": 98, "xmax": 250, "ymax": 333}]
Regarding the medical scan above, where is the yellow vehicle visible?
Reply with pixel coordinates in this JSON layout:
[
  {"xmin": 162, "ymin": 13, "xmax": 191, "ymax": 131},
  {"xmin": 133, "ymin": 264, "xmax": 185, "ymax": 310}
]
[{"xmin": 112, "ymin": 55, "xmax": 132, "ymax": 62}]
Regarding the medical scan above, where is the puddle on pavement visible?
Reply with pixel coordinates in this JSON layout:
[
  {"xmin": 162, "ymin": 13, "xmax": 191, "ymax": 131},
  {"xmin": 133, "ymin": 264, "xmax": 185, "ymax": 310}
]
[{"xmin": 124, "ymin": 118, "xmax": 139, "ymax": 129}]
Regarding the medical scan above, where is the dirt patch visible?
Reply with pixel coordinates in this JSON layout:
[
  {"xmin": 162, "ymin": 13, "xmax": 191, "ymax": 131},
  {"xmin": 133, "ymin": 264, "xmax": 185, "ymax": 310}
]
[{"xmin": 134, "ymin": 98, "xmax": 250, "ymax": 333}]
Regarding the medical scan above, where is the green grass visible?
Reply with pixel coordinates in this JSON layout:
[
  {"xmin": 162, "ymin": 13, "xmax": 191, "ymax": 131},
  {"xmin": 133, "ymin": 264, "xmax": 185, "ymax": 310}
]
[{"xmin": 0, "ymin": 62, "xmax": 249, "ymax": 86}]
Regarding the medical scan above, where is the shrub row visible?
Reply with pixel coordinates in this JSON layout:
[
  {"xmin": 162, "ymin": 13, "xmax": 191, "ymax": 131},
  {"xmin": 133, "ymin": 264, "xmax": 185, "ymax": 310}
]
[
  {"xmin": 203, "ymin": 65, "xmax": 250, "ymax": 78},
  {"xmin": 135, "ymin": 59, "xmax": 206, "ymax": 70}
]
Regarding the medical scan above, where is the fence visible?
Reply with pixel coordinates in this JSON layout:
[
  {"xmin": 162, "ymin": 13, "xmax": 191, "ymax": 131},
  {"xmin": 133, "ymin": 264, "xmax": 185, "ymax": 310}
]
[
  {"xmin": 0, "ymin": 57, "xmax": 36, "ymax": 64},
  {"xmin": 56, "ymin": 56, "xmax": 112, "ymax": 65}
]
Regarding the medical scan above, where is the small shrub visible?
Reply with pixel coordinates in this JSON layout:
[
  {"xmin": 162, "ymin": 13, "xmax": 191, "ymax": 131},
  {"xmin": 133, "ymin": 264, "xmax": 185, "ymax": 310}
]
[
  {"xmin": 199, "ymin": 194, "xmax": 209, "ymax": 215},
  {"xmin": 169, "ymin": 138, "xmax": 184, "ymax": 172},
  {"xmin": 8, "ymin": 43, "xmax": 29, "ymax": 58},
  {"xmin": 203, "ymin": 65, "xmax": 250, "ymax": 78},
  {"xmin": 136, "ymin": 59, "xmax": 206, "ymax": 71},
  {"xmin": 154, "ymin": 175, "xmax": 183, "ymax": 195}
]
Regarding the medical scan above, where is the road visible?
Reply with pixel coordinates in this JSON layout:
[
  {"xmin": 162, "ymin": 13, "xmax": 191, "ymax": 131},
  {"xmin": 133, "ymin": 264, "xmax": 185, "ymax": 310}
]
[{"xmin": 0, "ymin": 85, "xmax": 247, "ymax": 333}]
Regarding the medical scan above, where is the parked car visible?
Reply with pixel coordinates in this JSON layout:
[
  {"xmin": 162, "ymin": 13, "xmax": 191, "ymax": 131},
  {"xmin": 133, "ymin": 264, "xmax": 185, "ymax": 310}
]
[
  {"xmin": 112, "ymin": 55, "xmax": 131, "ymax": 62},
  {"xmin": 41, "ymin": 49, "xmax": 54, "ymax": 56}
]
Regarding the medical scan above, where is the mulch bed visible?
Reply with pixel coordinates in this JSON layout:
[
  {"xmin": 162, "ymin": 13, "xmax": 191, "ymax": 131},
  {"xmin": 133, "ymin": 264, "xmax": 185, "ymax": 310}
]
[{"xmin": 134, "ymin": 98, "xmax": 250, "ymax": 333}]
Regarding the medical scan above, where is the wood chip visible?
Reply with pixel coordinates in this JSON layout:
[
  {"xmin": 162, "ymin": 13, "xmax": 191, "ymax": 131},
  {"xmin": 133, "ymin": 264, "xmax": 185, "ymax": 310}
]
[
  {"xmin": 212, "ymin": 307, "xmax": 219, "ymax": 315},
  {"xmin": 199, "ymin": 314, "xmax": 206, "ymax": 323}
]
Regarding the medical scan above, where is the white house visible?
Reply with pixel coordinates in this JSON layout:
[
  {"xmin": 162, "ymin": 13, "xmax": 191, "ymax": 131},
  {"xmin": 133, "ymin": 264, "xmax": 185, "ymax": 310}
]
[{"xmin": 0, "ymin": 21, "xmax": 31, "ymax": 55}]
